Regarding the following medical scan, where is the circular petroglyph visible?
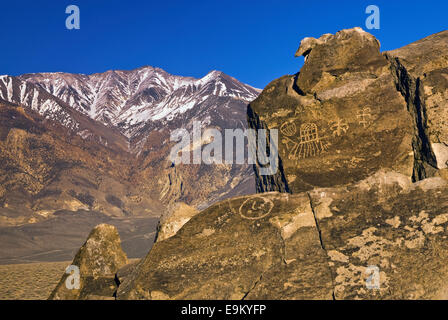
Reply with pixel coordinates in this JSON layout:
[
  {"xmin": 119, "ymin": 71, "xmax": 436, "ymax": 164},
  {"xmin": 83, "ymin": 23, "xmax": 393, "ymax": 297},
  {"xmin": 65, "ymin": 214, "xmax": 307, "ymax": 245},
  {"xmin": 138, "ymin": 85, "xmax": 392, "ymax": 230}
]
[
  {"xmin": 280, "ymin": 121, "xmax": 297, "ymax": 137},
  {"xmin": 239, "ymin": 197, "xmax": 274, "ymax": 220}
]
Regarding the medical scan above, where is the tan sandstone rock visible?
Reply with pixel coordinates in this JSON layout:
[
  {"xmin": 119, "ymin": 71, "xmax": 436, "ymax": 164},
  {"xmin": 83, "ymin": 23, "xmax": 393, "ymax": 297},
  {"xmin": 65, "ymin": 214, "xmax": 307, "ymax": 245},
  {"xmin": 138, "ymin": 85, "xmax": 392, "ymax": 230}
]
[
  {"xmin": 248, "ymin": 28, "xmax": 415, "ymax": 194},
  {"xmin": 49, "ymin": 224, "xmax": 128, "ymax": 300},
  {"xmin": 116, "ymin": 171, "xmax": 448, "ymax": 300}
]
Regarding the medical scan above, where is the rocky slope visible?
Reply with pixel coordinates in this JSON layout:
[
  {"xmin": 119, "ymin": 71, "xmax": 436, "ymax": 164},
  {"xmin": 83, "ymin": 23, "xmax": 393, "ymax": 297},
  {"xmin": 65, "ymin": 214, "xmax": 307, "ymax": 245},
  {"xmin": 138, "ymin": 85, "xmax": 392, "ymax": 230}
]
[
  {"xmin": 0, "ymin": 68, "xmax": 259, "ymax": 225},
  {"xmin": 50, "ymin": 28, "xmax": 448, "ymax": 300},
  {"xmin": 0, "ymin": 102, "xmax": 160, "ymax": 226}
]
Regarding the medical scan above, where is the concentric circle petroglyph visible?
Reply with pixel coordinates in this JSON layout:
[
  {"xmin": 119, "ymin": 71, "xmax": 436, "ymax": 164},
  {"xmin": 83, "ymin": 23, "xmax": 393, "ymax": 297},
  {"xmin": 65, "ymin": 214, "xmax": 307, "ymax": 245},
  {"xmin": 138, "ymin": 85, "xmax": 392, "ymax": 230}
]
[{"xmin": 238, "ymin": 197, "xmax": 274, "ymax": 220}]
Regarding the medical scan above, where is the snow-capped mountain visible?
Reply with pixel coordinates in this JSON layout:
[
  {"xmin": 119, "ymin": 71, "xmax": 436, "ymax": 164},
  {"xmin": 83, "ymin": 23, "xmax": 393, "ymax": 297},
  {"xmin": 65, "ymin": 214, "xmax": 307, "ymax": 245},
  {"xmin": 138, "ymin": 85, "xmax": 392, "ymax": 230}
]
[
  {"xmin": 0, "ymin": 75, "xmax": 80, "ymax": 130},
  {"xmin": 7, "ymin": 67, "xmax": 259, "ymax": 141},
  {"xmin": 0, "ymin": 67, "xmax": 260, "ymax": 209}
]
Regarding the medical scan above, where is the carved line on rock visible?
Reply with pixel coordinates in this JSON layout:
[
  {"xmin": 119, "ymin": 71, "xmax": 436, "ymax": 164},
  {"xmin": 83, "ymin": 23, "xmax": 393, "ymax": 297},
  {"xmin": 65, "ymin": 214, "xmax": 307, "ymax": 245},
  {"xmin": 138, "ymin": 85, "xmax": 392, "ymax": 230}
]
[{"xmin": 238, "ymin": 196, "xmax": 274, "ymax": 220}]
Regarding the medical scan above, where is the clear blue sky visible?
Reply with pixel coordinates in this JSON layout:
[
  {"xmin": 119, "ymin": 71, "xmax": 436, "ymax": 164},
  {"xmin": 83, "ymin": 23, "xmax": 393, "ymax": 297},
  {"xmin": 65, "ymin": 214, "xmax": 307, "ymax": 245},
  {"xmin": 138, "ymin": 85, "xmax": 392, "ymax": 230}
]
[{"xmin": 0, "ymin": 0, "xmax": 446, "ymax": 89}]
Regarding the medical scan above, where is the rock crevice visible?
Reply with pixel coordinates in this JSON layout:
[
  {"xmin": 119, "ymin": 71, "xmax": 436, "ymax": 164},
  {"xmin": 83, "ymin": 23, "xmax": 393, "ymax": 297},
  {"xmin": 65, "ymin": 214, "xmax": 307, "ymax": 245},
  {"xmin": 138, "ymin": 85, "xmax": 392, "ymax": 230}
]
[
  {"xmin": 246, "ymin": 104, "xmax": 290, "ymax": 193},
  {"xmin": 307, "ymin": 191, "xmax": 337, "ymax": 300},
  {"xmin": 385, "ymin": 54, "xmax": 438, "ymax": 180}
]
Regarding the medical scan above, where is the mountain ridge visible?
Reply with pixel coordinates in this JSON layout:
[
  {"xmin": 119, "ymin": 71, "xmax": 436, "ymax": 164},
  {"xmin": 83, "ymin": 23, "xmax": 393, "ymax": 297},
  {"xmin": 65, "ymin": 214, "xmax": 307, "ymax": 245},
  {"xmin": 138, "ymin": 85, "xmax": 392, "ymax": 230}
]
[{"xmin": 4, "ymin": 67, "xmax": 259, "ymax": 143}]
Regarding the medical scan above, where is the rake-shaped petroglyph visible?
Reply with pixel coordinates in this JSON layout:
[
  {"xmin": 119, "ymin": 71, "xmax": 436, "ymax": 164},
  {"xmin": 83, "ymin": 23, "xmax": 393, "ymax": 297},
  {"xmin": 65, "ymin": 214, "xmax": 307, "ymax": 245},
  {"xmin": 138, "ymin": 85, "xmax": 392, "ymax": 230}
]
[{"xmin": 281, "ymin": 122, "xmax": 328, "ymax": 160}]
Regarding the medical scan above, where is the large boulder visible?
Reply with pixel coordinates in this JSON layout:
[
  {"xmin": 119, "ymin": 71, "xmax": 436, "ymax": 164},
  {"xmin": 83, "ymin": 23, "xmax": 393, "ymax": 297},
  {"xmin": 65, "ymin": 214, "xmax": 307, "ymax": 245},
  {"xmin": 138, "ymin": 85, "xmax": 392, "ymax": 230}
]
[
  {"xmin": 49, "ymin": 224, "xmax": 128, "ymax": 300},
  {"xmin": 116, "ymin": 171, "xmax": 448, "ymax": 300},
  {"xmin": 248, "ymin": 28, "xmax": 416, "ymax": 193},
  {"xmin": 117, "ymin": 192, "xmax": 333, "ymax": 300}
]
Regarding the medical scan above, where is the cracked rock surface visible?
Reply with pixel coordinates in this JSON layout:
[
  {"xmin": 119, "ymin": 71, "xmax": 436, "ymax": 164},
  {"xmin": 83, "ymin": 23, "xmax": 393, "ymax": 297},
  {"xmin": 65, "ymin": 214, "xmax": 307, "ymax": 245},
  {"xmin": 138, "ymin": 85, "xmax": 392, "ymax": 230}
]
[
  {"xmin": 117, "ymin": 192, "xmax": 333, "ymax": 300},
  {"xmin": 115, "ymin": 170, "xmax": 448, "ymax": 300},
  {"xmin": 247, "ymin": 28, "xmax": 448, "ymax": 193},
  {"xmin": 51, "ymin": 28, "xmax": 448, "ymax": 300}
]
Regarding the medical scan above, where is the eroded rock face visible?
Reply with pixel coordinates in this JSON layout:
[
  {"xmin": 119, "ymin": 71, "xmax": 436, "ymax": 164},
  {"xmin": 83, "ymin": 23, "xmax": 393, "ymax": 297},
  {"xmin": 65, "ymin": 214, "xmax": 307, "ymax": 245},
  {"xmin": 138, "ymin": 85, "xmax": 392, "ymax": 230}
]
[
  {"xmin": 53, "ymin": 29, "xmax": 448, "ymax": 301},
  {"xmin": 49, "ymin": 224, "xmax": 128, "ymax": 300},
  {"xmin": 116, "ymin": 171, "xmax": 448, "ymax": 300},
  {"xmin": 248, "ymin": 28, "xmax": 415, "ymax": 193},
  {"xmin": 385, "ymin": 31, "xmax": 448, "ymax": 178},
  {"xmin": 309, "ymin": 170, "xmax": 448, "ymax": 299},
  {"xmin": 295, "ymin": 28, "xmax": 382, "ymax": 94}
]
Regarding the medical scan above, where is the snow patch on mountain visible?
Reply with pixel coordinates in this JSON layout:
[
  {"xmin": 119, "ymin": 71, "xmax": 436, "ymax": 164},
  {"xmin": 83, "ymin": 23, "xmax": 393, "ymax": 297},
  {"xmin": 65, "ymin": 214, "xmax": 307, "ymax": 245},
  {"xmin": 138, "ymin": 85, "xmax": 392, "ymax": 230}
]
[{"xmin": 1, "ymin": 67, "xmax": 260, "ymax": 143}]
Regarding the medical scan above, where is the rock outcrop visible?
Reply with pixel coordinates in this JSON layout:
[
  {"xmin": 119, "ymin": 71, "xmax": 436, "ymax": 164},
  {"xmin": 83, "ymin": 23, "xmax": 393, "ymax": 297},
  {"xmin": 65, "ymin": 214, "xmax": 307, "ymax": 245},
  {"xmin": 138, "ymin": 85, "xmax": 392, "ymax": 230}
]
[
  {"xmin": 49, "ymin": 224, "xmax": 128, "ymax": 300},
  {"xmin": 248, "ymin": 27, "xmax": 445, "ymax": 193},
  {"xmin": 116, "ymin": 192, "xmax": 333, "ymax": 299},
  {"xmin": 0, "ymin": 102, "xmax": 164, "ymax": 227},
  {"xmin": 114, "ymin": 171, "xmax": 448, "ymax": 300},
  {"xmin": 385, "ymin": 31, "xmax": 448, "ymax": 179}
]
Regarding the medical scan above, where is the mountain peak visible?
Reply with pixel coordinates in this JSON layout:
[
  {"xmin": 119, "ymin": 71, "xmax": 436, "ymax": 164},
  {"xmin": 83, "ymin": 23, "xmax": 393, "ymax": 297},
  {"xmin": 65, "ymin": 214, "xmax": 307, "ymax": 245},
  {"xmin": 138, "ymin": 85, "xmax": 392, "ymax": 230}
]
[{"xmin": 205, "ymin": 69, "xmax": 224, "ymax": 78}]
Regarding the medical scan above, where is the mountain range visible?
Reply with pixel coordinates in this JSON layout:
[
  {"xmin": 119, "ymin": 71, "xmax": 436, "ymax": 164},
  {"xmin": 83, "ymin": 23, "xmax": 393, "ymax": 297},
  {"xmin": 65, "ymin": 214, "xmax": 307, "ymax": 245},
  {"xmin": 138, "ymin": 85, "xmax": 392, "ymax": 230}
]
[
  {"xmin": 0, "ymin": 67, "xmax": 260, "ymax": 262},
  {"xmin": 1, "ymin": 68, "xmax": 259, "ymax": 148}
]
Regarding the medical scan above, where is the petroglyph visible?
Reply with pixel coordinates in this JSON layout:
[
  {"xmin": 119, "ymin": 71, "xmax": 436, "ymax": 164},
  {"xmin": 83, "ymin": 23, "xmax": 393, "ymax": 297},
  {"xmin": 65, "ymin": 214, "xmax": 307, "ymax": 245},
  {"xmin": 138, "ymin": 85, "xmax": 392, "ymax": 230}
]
[
  {"xmin": 357, "ymin": 107, "xmax": 372, "ymax": 128},
  {"xmin": 281, "ymin": 123, "xmax": 328, "ymax": 160},
  {"xmin": 330, "ymin": 118, "xmax": 349, "ymax": 137},
  {"xmin": 280, "ymin": 121, "xmax": 297, "ymax": 137}
]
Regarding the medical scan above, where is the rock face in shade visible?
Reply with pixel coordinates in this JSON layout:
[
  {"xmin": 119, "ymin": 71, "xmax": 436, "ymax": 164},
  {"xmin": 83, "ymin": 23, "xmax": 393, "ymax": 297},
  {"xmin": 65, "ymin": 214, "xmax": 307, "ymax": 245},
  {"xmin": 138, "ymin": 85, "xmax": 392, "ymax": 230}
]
[
  {"xmin": 116, "ymin": 171, "xmax": 448, "ymax": 300},
  {"xmin": 385, "ymin": 30, "xmax": 448, "ymax": 178},
  {"xmin": 248, "ymin": 28, "xmax": 416, "ymax": 193},
  {"xmin": 49, "ymin": 224, "xmax": 128, "ymax": 300}
]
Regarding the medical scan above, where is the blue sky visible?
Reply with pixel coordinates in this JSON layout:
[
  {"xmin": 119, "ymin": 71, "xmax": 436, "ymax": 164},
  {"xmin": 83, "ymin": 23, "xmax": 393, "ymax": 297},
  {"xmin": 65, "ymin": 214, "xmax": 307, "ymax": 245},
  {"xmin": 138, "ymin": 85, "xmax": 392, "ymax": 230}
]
[{"xmin": 0, "ymin": 0, "xmax": 446, "ymax": 89}]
